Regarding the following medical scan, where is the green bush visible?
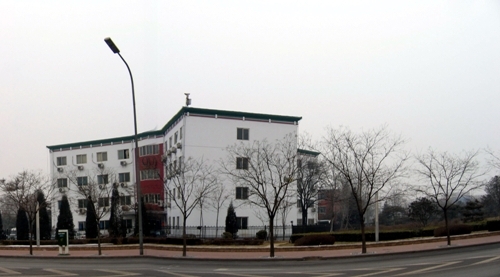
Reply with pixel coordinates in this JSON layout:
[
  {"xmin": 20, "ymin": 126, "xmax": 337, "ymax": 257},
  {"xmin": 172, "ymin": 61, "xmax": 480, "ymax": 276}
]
[
  {"xmin": 486, "ymin": 220, "xmax": 500, "ymax": 231},
  {"xmin": 294, "ymin": 234, "xmax": 335, "ymax": 246},
  {"xmin": 221, "ymin": 232, "xmax": 233, "ymax": 239},
  {"xmin": 256, "ymin": 230, "xmax": 267, "ymax": 240},
  {"xmin": 434, "ymin": 224, "xmax": 473, "ymax": 237}
]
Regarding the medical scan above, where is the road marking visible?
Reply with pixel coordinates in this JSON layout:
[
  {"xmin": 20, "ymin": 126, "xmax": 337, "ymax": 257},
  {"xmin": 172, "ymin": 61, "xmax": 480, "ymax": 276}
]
[
  {"xmin": 393, "ymin": 261, "xmax": 461, "ymax": 276},
  {"xmin": 472, "ymin": 255, "xmax": 500, "ymax": 265},
  {"xmin": 217, "ymin": 273, "xmax": 271, "ymax": 277},
  {"xmin": 351, "ymin": 268, "xmax": 404, "ymax": 277},
  {"xmin": 44, "ymin": 269, "xmax": 78, "ymax": 276},
  {"xmin": 96, "ymin": 269, "xmax": 141, "ymax": 276},
  {"xmin": 0, "ymin": 267, "xmax": 20, "ymax": 275},
  {"xmin": 308, "ymin": 273, "xmax": 345, "ymax": 276},
  {"xmin": 156, "ymin": 270, "xmax": 200, "ymax": 277}
]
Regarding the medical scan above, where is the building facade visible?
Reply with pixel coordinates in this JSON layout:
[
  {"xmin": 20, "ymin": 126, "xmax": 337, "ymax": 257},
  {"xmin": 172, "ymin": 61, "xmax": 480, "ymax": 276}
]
[{"xmin": 48, "ymin": 106, "xmax": 314, "ymax": 237}]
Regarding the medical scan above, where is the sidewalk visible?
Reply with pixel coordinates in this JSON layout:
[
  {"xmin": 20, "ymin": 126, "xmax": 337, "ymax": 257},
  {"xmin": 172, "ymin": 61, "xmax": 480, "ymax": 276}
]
[{"xmin": 1, "ymin": 232, "xmax": 499, "ymax": 260}]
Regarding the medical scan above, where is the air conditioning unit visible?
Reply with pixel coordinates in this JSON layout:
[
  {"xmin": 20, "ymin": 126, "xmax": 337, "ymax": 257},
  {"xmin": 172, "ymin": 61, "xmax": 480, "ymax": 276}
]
[
  {"xmin": 171, "ymin": 146, "xmax": 177, "ymax": 153},
  {"xmin": 311, "ymin": 208, "xmax": 316, "ymax": 213},
  {"xmin": 57, "ymin": 167, "xmax": 63, "ymax": 173},
  {"xmin": 98, "ymin": 163, "xmax": 104, "ymax": 169},
  {"xmin": 78, "ymin": 165, "xmax": 84, "ymax": 170},
  {"xmin": 79, "ymin": 208, "xmax": 86, "ymax": 214},
  {"xmin": 121, "ymin": 205, "xmax": 130, "ymax": 211},
  {"xmin": 99, "ymin": 185, "xmax": 105, "ymax": 190},
  {"xmin": 176, "ymin": 142, "xmax": 182, "ymax": 149},
  {"xmin": 120, "ymin": 183, "xmax": 127, "ymax": 188},
  {"xmin": 157, "ymin": 200, "xmax": 163, "ymax": 207},
  {"xmin": 166, "ymin": 202, "xmax": 171, "ymax": 208},
  {"xmin": 59, "ymin": 187, "xmax": 67, "ymax": 193},
  {"xmin": 167, "ymin": 150, "xmax": 172, "ymax": 155},
  {"xmin": 120, "ymin": 161, "xmax": 127, "ymax": 166}
]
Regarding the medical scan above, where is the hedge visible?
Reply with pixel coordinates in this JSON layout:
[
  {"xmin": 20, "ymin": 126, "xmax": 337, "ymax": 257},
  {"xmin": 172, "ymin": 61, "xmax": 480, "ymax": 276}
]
[
  {"xmin": 486, "ymin": 220, "xmax": 500, "ymax": 231},
  {"xmin": 294, "ymin": 234, "xmax": 335, "ymax": 246},
  {"xmin": 434, "ymin": 224, "xmax": 473, "ymax": 237}
]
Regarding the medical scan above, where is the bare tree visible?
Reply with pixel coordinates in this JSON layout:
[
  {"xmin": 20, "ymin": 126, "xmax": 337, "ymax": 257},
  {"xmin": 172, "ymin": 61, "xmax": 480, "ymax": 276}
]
[
  {"xmin": 0, "ymin": 171, "xmax": 54, "ymax": 255},
  {"xmin": 321, "ymin": 126, "xmax": 408, "ymax": 253},
  {"xmin": 165, "ymin": 156, "xmax": 217, "ymax": 257},
  {"xmin": 414, "ymin": 149, "xmax": 485, "ymax": 245},
  {"xmin": 296, "ymin": 151, "xmax": 325, "ymax": 226},
  {"xmin": 65, "ymin": 166, "xmax": 120, "ymax": 255},
  {"xmin": 207, "ymin": 179, "xmax": 231, "ymax": 238},
  {"xmin": 221, "ymin": 134, "xmax": 299, "ymax": 258}
]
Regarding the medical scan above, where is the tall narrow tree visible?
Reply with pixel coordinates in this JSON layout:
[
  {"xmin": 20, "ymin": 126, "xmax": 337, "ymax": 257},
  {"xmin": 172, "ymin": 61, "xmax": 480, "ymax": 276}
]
[
  {"xmin": 16, "ymin": 207, "xmax": 29, "ymax": 240},
  {"xmin": 225, "ymin": 202, "xmax": 238, "ymax": 238},
  {"xmin": 36, "ymin": 191, "xmax": 51, "ymax": 240},
  {"xmin": 85, "ymin": 196, "xmax": 98, "ymax": 239},
  {"xmin": 56, "ymin": 195, "xmax": 75, "ymax": 239},
  {"xmin": 108, "ymin": 186, "xmax": 121, "ymax": 237},
  {"xmin": 0, "ymin": 212, "xmax": 5, "ymax": 240}
]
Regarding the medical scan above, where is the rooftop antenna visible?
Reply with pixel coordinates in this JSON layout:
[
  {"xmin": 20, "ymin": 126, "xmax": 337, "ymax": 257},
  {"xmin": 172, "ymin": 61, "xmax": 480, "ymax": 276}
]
[{"xmin": 184, "ymin": 93, "xmax": 191, "ymax": 107}]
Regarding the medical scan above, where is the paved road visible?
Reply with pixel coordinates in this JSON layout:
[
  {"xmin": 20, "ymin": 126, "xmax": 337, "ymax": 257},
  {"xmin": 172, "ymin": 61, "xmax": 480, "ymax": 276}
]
[{"xmin": 0, "ymin": 243, "xmax": 499, "ymax": 276}]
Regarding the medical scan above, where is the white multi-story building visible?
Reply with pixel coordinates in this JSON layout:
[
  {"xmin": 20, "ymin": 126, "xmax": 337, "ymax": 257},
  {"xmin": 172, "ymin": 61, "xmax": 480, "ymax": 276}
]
[{"xmin": 47, "ymin": 106, "xmax": 314, "ymax": 236}]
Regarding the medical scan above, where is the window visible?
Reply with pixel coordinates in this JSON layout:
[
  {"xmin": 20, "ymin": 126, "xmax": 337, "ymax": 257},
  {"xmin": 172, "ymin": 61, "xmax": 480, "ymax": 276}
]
[
  {"xmin": 96, "ymin": 152, "xmax": 108, "ymax": 162},
  {"xmin": 98, "ymin": 197, "xmax": 109, "ymax": 207},
  {"xmin": 318, "ymin": 207, "xmax": 326, "ymax": 214},
  {"xmin": 56, "ymin": 156, "xmax": 67, "ymax": 166},
  {"xmin": 57, "ymin": 178, "xmax": 68, "ymax": 188},
  {"xmin": 144, "ymin": 193, "xmax": 160, "ymax": 204},
  {"xmin": 57, "ymin": 200, "xmax": 62, "ymax": 209},
  {"xmin": 99, "ymin": 220, "xmax": 110, "ymax": 230},
  {"xmin": 179, "ymin": 127, "xmax": 183, "ymax": 139},
  {"xmin": 118, "ymin": 149, "xmax": 129, "ymax": 160},
  {"xmin": 139, "ymin": 144, "xmax": 159, "ymax": 156},
  {"xmin": 236, "ymin": 187, "xmax": 248, "ymax": 200},
  {"xmin": 174, "ymin": 131, "xmax": 178, "ymax": 144},
  {"xmin": 97, "ymin": 174, "xmax": 108, "ymax": 185},
  {"xmin": 236, "ymin": 157, "xmax": 249, "ymax": 169},
  {"xmin": 237, "ymin": 128, "xmax": 249, "ymax": 140},
  {"xmin": 169, "ymin": 137, "xmax": 172, "ymax": 148},
  {"xmin": 78, "ymin": 222, "xmax": 86, "ymax": 231},
  {"xmin": 78, "ymin": 199, "xmax": 88, "ymax": 209},
  {"xmin": 140, "ymin": 169, "xmax": 159, "ymax": 180},
  {"xmin": 77, "ymin": 176, "xmax": 88, "ymax": 186},
  {"xmin": 308, "ymin": 219, "xmax": 315, "ymax": 225},
  {"xmin": 236, "ymin": 217, "xmax": 248, "ymax": 229},
  {"xmin": 297, "ymin": 219, "xmax": 302, "ymax": 225},
  {"xmin": 119, "ymin": 196, "xmax": 131, "ymax": 206},
  {"xmin": 76, "ymin": 154, "xmax": 87, "ymax": 164},
  {"xmin": 122, "ymin": 219, "xmax": 132, "ymax": 229},
  {"xmin": 119, "ymin": 172, "xmax": 130, "ymax": 183}
]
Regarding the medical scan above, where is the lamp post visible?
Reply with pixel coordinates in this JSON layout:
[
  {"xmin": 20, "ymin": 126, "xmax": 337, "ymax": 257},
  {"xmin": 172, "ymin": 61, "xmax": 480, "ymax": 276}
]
[{"xmin": 104, "ymin": 37, "xmax": 144, "ymax": 255}]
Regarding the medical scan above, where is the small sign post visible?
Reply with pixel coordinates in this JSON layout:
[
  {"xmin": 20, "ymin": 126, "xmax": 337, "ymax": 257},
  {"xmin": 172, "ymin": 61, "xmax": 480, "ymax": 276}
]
[{"xmin": 57, "ymin": 230, "xmax": 69, "ymax": 255}]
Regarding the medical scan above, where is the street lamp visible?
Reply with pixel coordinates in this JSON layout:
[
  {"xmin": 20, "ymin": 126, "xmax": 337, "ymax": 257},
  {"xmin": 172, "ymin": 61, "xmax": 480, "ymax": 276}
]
[{"xmin": 104, "ymin": 37, "xmax": 144, "ymax": 255}]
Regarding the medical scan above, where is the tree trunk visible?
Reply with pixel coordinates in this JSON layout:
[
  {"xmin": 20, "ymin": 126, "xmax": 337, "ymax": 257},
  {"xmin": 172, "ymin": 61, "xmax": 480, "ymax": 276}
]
[
  {"xmin": 269, "ymin": 218, "xmax": 275, "ymax": 257},
  {"xmin": 360, "ymin": 215, "xmax": 367, "ymax": 254},
  {"xmin": 444, "ymin": 209, "xmax": 451, "ymax": 246},
  {"xmin": 97, "ymin": 224, "xmax": 102, "ymax": 256},
  {"xmin": 182, "ymin": 217, "xmax": 187, "ymax": 257},
  {"xmin": 302, "ymin": 206, "xmax": 308, "ymax": 226},
  {"xmin": 28, "ymin": 223, "xmax": 33, "ymax": 255},
  {"xmin": 215, "ymin": 207, "xmax": 220, "ymax": 238}
]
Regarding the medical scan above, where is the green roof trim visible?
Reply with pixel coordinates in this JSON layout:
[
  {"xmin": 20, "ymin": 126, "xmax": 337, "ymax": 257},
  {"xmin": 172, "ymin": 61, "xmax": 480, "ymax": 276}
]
[
  {"xmin": 298, "ymin": 149, "xmax": 320, "ymax": 156},
  {"xmin": 47, "ymin": 107, "xmax": 302, "ymax": 150}
]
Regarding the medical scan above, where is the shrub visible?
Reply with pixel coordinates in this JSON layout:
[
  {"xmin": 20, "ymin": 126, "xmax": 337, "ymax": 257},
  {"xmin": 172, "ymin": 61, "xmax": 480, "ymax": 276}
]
[
  {"xmin": 221, "ymin": 232, "xmax": 233, "ymax": 239},
  {"xmin": 256, "ymin": 230, "xmax": 267, "ymax": 240},
  {"xmin": 486, "ymin": 220, "xmax": 500, "ymax": 231},
  {"xmin": 294, "ymin": 234, "xmax": 335, "ymax": 246},
  {"xmin": 434, "ymin": 224, "xmax": 473, "ymax": 237}
]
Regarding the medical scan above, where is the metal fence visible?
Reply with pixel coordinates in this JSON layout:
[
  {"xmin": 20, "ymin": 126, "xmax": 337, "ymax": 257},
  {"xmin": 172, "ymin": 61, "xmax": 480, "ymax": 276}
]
[{"xmin": 162, "ymin": 225, "xmax": 293, "ymax": 240}]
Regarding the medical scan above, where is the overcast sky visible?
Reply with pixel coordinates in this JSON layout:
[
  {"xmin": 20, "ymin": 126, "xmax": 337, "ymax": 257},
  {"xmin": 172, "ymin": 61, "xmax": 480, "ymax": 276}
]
[{"xmin": 2, "ymin": 1, "xmax": 500, "ymax": 181}]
